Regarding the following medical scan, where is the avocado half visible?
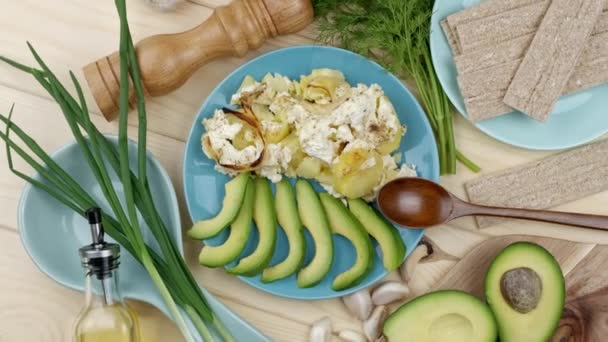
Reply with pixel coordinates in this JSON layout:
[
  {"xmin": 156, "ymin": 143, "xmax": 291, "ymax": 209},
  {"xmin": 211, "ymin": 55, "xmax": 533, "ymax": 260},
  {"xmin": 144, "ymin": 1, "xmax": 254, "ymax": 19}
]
[
  {"xmin": 383, "ymin": 290, "xmax": 497, "ymax": 342},
  {"xmin": 485, "ymin": 242, "xmax": 565, "ymax": 342}
]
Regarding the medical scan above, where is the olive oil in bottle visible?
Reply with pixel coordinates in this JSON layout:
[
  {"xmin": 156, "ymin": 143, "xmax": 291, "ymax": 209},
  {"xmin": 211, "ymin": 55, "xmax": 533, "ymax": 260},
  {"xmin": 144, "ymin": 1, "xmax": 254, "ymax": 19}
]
[{"xmin": 74, "ymin": 208, "xmax": 139, "ymax": 342}]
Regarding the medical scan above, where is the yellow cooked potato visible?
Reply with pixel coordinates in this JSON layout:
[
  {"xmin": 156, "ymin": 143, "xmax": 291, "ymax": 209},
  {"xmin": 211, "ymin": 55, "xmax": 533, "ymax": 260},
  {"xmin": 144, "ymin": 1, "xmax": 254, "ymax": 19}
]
[
  {"xmin": 280, "ymin": 133, "xmax": 305, "ymax": 172},
  {"xmin": 231, "ymin": 75, "xmax": 257, "ymax": 104},
  {"xmin": 376, "ymin": 126, "xmax": 404, "ymax": 155},
  {"xmin": 334, "ymin": 152, "xmax": 383, "ymax": 199},
  {"xmin": 331, "ymin": 148, "xmax": 371, "ymax": 177},
  {"xmin": 225, "ymin": 113, "xmax": 256, "ymax": 150},
  {"xmin": 252, "ymin": 103, "xmax": 290, "ymax": 143},
  {"xmin": 296, "ymin": 157, "xmax": 323, "ymax": 178},
  {"xmin": 315, "ymin": 169, "xmax": 335, "ymax": 185}
]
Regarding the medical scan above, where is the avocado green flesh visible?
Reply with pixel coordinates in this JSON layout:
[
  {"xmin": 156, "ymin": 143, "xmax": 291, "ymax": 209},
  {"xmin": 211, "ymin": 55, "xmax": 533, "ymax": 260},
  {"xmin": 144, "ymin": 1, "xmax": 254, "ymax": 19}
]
[
  {"xmin": 383, "ymin": 290, "xmax": 497, "ymax": 342},
  {"xmin": 227, "ymin": 178, "xmax": 277, "ymax": 276},
  {"xmin": 295, "ymin": 180, "xmax": 334, "ymax": 288},
  {"xmin": 261, "ymin": 179, "xmax": 306, "ymax": 283},
  {"xmin": 485, "ymin": 242, "xmax": 565, "ymax": 342},
  {"xmin": 189, "ymin": 172, "xmax": 250, "ymax": 239},
  {"xmin": 198, "ymin": 179, "xmax": 254, "ymax": 267},
  {"xmin": 347, "ymin": 198, "xmax": 406, "ymax": 271},
  {"xmin": 319, "ymin": 193, "xmax": 374, "ymax": 291}
]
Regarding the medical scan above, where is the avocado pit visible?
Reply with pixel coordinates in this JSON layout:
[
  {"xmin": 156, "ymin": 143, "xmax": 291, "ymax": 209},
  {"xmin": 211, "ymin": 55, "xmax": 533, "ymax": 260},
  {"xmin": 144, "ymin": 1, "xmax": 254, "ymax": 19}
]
[{"xmin": 500, "ymin": 267, "xmax": 542, "ymax": 313}]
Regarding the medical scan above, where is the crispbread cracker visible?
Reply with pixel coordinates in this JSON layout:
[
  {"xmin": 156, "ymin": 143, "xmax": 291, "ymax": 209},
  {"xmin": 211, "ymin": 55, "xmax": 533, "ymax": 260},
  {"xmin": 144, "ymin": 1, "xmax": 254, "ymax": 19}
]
[
  {"xmin": 441, "ymin": 20, "xmax": 461, "ymax": 55},
  {"xmin": 503, "ymin": 0, "xmax": 604, "ymax": 121},
  {"xmin": 460, "ymin": 30, "xmax": 608, "ymax": 121},
  {"xmin": 456, "ymin": 1, "xmax": 549, "ymax": 53},
  {"xmin": 442, "ymin": 0, "xmax": 543, "ymax": 54},
  {"xmin": 454, "ymin": 35, "xmax": 533, "ymax": 74},
  {"xmin": 446, "ymin": 0, "xmax": 541, "ymax": 28},
  {"xmin": 454, "ymin": 13, "xmax": 608, "ymax": 74},
  {"xmin": 465, "ymin": 139, "xmax": 608, "ymax": 229}
]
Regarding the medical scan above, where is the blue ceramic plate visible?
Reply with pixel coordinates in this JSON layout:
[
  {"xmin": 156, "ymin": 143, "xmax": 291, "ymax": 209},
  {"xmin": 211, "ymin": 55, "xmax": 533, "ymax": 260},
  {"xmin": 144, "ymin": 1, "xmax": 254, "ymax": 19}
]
[
  {"xmin": 183, "ymin": 46, "xmax": 440, "ymax": 300},
  {"xmin": 19, "ymin": 137, "xmax": 268, "ymax": 342},
  {"xmin": 431, "ymin": 0, "xmax": 608, "ymax": 150}
]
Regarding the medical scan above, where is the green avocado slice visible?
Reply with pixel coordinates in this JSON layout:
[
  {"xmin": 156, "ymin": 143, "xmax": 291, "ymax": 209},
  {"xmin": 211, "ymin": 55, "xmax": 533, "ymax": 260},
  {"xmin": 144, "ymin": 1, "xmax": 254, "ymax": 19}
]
[
  {"xmin": 227, "ymin": 177, "xmax": 278, "ymax": 276},
  {"xmin": 383, "ymin": 290, "xmax": 498, "ymax": 342},
  {"xmin": 198, "ymin": 178, "xmax": 254, "ymax": 267},
  {"xmin": 319, "ymin": 193, "xmax": 374, "ymax": 291},
  {"xmin": 296, "ymin": 180, "xmax": 334, "ymax": 288},
  {"xmin": 188, "ymin": 172, "xmax": 250, "ymax": 239},
  {"xmin": 485, "ymin": 242, "xmax": 565, "ymax": 342},
  {"xmin": 347, "ymin": 198, "xmax": 405, "ymax": 271},
  {"xmin": 261, "ymin": 179, "xmax": 306, "ymax": 283}
]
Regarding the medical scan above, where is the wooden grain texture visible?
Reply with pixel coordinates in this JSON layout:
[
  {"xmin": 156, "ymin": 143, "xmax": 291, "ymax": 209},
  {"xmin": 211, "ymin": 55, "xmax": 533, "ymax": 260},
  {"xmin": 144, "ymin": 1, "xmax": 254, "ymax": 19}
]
[
  {"xmin": 503, "ymin": 0, "xmax": 605, "ymax": 121},
  {"xmin": 1, "ymin": 0, "xmax": 608, "ymax": 341},
  {"xmin": 434, "ymin": 235, "xmax": 594, "ymax": 294}
]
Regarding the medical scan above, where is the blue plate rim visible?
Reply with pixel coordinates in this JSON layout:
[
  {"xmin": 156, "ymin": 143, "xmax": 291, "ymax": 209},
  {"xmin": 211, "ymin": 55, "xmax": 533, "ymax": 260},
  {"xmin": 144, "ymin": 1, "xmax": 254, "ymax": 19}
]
[
  {"xmin": 430, "ymin": 0, "xmax": 608, "ymax": 151},
  {"xmin": 183, "ymin": 45, "xmax": 439, "ymax": 300}
]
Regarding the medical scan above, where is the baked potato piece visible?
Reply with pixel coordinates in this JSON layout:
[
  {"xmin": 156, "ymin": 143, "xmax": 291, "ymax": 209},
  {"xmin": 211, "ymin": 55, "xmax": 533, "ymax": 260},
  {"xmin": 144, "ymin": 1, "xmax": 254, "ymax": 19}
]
[{"xmin": 334, "ymin": 152, "xmax": 383, "ymax": 199}]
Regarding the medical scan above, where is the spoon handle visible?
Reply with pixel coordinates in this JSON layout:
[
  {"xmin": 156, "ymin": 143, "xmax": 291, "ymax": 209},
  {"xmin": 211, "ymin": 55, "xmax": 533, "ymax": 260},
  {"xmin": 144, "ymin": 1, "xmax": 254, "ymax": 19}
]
[{"xmin": 452, "ymin": 198, "xmax": 608, "ymax": 230}]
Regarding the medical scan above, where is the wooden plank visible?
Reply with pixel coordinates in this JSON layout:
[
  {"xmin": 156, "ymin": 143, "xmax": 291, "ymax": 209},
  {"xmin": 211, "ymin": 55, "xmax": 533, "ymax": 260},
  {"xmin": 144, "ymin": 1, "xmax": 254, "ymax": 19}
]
[
  {"xmin": 503, "ymin": 0, "xmax": 605, "ymax": 121},
  {"xmin": 434, "ymin": 235, "xmax": 594, "ymax": 295}
]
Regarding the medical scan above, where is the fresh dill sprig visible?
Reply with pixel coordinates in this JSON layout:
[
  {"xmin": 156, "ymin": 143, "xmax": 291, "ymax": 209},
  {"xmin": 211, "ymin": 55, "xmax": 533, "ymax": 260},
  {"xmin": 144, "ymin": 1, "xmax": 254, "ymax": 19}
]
[{"xmin": 313, "ymin": 0, "xmax": 480, "ymax": 174}]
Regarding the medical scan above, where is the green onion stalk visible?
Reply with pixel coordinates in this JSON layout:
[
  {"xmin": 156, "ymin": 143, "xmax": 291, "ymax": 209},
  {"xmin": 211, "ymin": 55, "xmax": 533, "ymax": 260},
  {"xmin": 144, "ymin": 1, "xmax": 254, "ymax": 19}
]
[
  {"xmin": 313, "ymin": 0, "xmax": 480, "ymax": 174},
  {"xmin": 0, "ymin": 1, "xmax": 233, "ymax": 341}
]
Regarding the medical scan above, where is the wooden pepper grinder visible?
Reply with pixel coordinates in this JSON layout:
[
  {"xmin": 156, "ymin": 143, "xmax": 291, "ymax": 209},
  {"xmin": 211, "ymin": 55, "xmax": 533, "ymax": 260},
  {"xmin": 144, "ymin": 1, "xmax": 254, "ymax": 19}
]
[{"xmin": 83, "ymin": 0, "xmax": 314, "ymax": 121}]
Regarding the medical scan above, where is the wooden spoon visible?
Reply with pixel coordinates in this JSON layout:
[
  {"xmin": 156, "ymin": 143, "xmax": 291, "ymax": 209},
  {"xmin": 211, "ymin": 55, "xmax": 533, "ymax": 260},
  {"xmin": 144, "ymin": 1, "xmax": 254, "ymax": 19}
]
[{"xmin": 377, "ymin": 177, "xmax": 608, "ymax": 230}]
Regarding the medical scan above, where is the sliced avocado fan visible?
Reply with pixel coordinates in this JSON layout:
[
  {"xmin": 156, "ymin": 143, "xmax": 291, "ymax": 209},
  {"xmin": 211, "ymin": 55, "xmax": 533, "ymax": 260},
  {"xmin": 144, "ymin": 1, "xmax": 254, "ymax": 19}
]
[
  {"xmin": 296, "ymin": 180, "xmax": 334, "ymax": 288},
  {"xmin": 319, "ymin": 193, "xmax": 374, "ymax": 291},
  {"xmin": 261, "ymin": 179, "xmax": 306, "ymax": 283},
  {"xmin": 198, "ymin": 178, "xmax": 254, "ymax": 267},
  {"xmin": 189, "ymin": 172, "xmax": 250, "ymax": 239},
  {"xmin": 227, "ymin": 177, "xmax": 278, "ymax": 276},
  {"xmin": 348, "ymin": 199, "xmax": 406, "ymax": 271}
]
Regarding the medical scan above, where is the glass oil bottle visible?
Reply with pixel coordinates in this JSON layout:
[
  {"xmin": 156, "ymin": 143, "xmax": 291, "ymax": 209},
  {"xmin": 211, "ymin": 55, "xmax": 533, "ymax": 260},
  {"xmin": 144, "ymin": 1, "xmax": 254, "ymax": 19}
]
[{"xmin": 74, "ymin": 208, "xmax": 140, "ymax": 342}]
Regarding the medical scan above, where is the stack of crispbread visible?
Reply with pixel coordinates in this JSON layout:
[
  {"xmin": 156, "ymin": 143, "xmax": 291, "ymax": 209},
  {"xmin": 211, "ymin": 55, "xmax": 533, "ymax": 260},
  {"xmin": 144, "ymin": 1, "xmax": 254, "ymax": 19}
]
[{"xmin": 443, "ymin": 0, "xmax": 608, "ymax": 122}]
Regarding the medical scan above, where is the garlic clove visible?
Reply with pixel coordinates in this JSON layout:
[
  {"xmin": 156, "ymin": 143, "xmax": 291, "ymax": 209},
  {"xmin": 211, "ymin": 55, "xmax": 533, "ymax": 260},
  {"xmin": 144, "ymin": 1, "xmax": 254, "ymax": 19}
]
[
  {"xmin": 338, "ymin": 329, "xmax": 367, "ymax": 342},
  {"xmin": 342, "ymin": 289, "xmax": 373, "ymax": 320},
  {"xmin": 400, "ymin": 244, "xmax": 429, "ymax": 283},
  {"xmin": 419, "ymin": 237, "xmax": 459, "ymax": 264},
  {"xmin": 309, "ymin": 317, "xmax": 332, "ymax": 342},
  {"xmin": 363, "ymin": 306, "xmax": 388, "ymax": 341},
  {"xmin": 371, "ymin": 281, "xmax": 410, "ymax": 306}
]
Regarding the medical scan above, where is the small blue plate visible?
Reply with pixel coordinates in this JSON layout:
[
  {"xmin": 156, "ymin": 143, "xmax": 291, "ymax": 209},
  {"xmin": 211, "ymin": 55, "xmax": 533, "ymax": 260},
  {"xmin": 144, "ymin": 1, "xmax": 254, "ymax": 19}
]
[
  {"xmin": 18, "ymin": 137, "xmax": 268, "ymax": 342},
  {"xmin": 431, "ymin": 0, "xmax": 608, "ymax": 150},
  {"xmin": 183, "ymin": 46, "xmax": 440, "ymax": 300}
]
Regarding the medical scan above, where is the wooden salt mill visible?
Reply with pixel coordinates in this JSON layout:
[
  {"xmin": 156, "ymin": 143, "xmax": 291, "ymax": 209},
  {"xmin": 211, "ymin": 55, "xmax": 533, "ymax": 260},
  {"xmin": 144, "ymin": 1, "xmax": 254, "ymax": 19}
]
[{"xmin": 83, "ymin": 0, "xmax": 314, "ymax": 121}]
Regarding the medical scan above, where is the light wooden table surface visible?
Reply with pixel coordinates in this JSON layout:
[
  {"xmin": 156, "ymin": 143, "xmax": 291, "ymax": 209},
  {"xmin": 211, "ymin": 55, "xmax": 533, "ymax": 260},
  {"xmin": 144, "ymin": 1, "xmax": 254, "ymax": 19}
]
[{"xmin": 2, "ymin": 1, "xmax": 608, "ymax": 341}]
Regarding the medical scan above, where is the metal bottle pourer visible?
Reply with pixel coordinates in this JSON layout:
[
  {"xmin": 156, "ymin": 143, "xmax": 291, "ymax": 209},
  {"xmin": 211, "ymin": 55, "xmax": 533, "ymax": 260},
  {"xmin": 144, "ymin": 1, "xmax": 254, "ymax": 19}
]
[{"xmin": 79, "ymin": 207, "xmax": 120, "ymax": 305}]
